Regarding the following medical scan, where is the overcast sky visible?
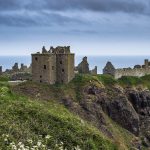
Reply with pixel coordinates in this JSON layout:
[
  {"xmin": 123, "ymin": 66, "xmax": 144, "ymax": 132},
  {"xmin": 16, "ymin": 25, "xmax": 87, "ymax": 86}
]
[{"xmin": 0, "ymin": 0, "xmax": 150, "ymax": 56}]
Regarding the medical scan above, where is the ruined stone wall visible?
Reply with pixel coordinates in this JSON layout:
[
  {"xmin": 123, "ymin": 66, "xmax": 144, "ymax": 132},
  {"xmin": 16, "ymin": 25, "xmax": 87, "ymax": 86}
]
[
  {"xmin": 67, "ymin": 54, "xmax": 75, "ymax": 82},
  {"xmin": 32, "ymin": 54, "xmax": 56, "ymax": 84},
  {"xmin": 77, "ymin": 57, "xmax": 90, "ymax": 74},
  {"xmin": 114, "ymin": 68, "xmax": 150, "ymax": 79},
  {"xmin": 0, "ymin": 66, "xmax": 2, "ymax": 75},
  {"xmin": 90, "ymin": 66, "xmax": 97, "ymax": 75},
  {"xmin": 56, "ymin": 54, "xmax": 75, "ymax": 84}
]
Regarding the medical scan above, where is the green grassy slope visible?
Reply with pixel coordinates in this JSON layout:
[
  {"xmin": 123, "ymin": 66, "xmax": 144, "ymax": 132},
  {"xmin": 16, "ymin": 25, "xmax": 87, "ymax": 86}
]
[
  {"xmin": 0, "ymin": 84, "xmax": 117, "ymax": 150},
  {"xmin": 1, "ymin": 74, "xmax": 149, "ymax": 150}
]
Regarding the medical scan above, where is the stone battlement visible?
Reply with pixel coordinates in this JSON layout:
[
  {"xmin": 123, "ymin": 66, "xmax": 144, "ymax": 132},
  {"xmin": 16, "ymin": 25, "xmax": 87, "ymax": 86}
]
[
  {"xmin": 103, "ymin": 59, "xmax": 150, "ymax": 79},
  {"xmin": 33, "ymin": 46, "xmax": 71, "ymax": 55}
]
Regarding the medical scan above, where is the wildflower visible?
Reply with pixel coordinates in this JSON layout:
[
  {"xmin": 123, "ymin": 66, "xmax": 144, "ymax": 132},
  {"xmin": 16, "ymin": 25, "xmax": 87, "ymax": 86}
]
[
  {"xmin": 18, "ymin": 142, "xmax": 22, "ymax": 146},
  {"xmin": 37, "ymin": 141, "xmax": 42, "ymax": 147},
  {"xmin": 60, "ymin": 141, "xmax": 64, "ymax": 145},
  {"xmin": 4, "ymin": 138, "xmax": 8, "ymax": 142},
  {"xmin": 39, "ymin": 135, "xmax": 42, "ymax": 138},
  {"xmin": 41, "ymin": 144, "xmax": 46, "ymax": 148},
  {"xmin": 11, "ymin": 145, "xmax": 17, "ymax": 150},
  {"xmin": 33, "ymin": 145, "xmax": 38, "ymax": 148},
  {"xmin": 45, "ymin": 135, "xmax": 51, "ymax": 139},
  {"xmin": 5, "ymin": 134, "xmax": 9, "ymax": 138},
  {"xmin": 27, "ymin": 139, "xmax": 33, "ymax": 144},
  {"xmin": 75, "ymin": 145, "xmax": 81, "ymax": 150}
]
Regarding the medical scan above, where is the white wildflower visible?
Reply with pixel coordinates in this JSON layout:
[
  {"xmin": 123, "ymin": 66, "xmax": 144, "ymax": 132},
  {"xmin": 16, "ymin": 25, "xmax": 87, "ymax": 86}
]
[
  {"xmin": 45, "ymin": 135, "xmax": 51, "ymax": 139},
  {"xmin": 27, "ymin": 139, "xmax": 33, "ymax": 144},
  {"xmin": 37, "ymin": 141, "xmax": 42, "ymax": 147},
  {"xmin": 18, "ymin": 142, "xmax": 22, "ymax": 146},
  {"xmin": 4, "ymin": 138, "xmax": 8, "ymax": 142}
]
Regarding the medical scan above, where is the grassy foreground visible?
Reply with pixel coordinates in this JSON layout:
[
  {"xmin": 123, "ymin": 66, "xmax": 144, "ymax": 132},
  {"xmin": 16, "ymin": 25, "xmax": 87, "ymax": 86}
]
[
  {"xmin": 0, "ymin": 83, "xmax": 117, "ymax": 150},
  {"xmin": 1, "ymin": 74, "xmax": 150, "ymax": 149}
]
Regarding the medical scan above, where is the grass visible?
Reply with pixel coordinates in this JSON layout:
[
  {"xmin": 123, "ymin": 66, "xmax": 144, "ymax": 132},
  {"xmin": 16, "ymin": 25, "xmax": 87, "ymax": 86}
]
[
  {"xmin": 118, "ymin": 75, "xmax": 150, "ymax": 89},
  {"xmin": 0, "ymin": 84, "xmax": 118, "ymax": 150},
  {"xmin": 1, "ymin": 74, "xmax": 150, "ymax": 149},
  {"xmin": 0, "ymin": 75, "xmax": 10, "ymax": 82}
]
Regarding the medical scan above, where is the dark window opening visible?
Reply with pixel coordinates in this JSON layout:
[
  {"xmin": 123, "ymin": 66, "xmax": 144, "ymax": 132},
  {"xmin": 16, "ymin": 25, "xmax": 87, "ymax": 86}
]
[
  {"xmin": 52, "ymin": 66, "xmax": 54, "ymax": 70},
  {"xmin": 62, "ymin": 69, "xmax": 64, "ymax": 72},
  {"xmin": 40, "ymin": 80, "xmax": 42, "ymax": 83},
  {"xmin": 35, "ymin": 57, "xmax": 38, "ymax": 61},
  {"xmin": 60, "ymin": 61, "xmax": 62, "ymax": 64},
  {"xmin": 40, "ymin": 75, "xmax": 42, "ymax": 78},
  {"xmin": 44, "ymin": 65, "xmax": 47, "ymax": 69}
]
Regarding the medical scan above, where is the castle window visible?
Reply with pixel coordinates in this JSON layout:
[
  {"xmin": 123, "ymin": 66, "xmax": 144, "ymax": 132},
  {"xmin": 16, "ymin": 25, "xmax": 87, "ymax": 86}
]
[
  {"xmin": 44, "ymin": 65, "xmax": 47, "ymax": 69},
  {"xmin": 35, "ymin": 57, "xmax": 38, "ymax": 61},
  {"xmin": 40, "ymin": 75, "xmax": 42, "ymax": 78},
  {"xmin": 60, "ymin": 61, "xmax": 62, "ymax": 64},
  {"xmin": 40, "ymin": 80, "xmax": 42, "ymax": 83},
  {"xmin": 62, "ymin": 69, "xmax": 64, "ymax": 72},
  {"xmin": 52, "ymin": 66, "xmax": 54, "ymax": 70}
]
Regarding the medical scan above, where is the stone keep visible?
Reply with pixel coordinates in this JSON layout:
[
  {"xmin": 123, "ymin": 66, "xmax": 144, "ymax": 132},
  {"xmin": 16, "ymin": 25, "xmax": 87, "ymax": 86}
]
[{"xmin": 32, "ymin": 46, "xmax": 75, "ymax": 84}]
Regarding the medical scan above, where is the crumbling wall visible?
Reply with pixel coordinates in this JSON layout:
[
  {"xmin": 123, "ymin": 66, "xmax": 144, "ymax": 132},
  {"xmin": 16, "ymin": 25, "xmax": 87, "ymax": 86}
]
[
  {"xmin": 90, "ymin": 66, "xmax": 97, "ymax": 75},
  {"xmin": 114, "ymin": 68, "xmax": 150, "ymax": 79},
  {"xmin": 76, "ymin": 57, "xmax": 90, "ymax": 74},
  {"xmin": 0, "ymin": 66, "xmax": 2, "ymax": 75}
]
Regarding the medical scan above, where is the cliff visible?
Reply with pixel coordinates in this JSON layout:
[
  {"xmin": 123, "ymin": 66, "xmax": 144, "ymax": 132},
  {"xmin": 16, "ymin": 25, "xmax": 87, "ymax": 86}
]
[{"xmin": 1, "ymin": 74, "xmax": 150, "ymax": 149}]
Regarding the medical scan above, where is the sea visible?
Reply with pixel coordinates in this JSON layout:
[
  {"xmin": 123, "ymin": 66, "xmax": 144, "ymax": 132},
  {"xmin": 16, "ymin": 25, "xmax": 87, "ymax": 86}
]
[{"xmin": 0, "ymin": 55, "xmax": 149, "ymax": 74}]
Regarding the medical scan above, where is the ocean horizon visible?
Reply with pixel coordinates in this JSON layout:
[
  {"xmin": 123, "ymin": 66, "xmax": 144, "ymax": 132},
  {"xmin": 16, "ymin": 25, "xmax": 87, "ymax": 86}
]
[{"xmin": 0, "ymin": 55, "xmax": 150, "ymax": 74}]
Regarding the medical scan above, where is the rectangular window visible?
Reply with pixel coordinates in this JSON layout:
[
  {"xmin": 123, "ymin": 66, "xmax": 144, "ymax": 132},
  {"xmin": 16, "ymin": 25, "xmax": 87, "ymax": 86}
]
[
  {"xmin": 35, "ymin": 57, "xmax": 38, "ymax": 61},
  {"xmin": 52, "ymin": 66, "xmax": 54, "ymax": 70},
  {"xmin": 62, "ymin": 69, "xmax": 64, "ymax": 72},
  {"xmin": 60, "ymin": 61, "xmax": 62, "ymax": 64},
  {"xmin": 44, "ymin": 65, "xmax": 47, "ymax": 69}
]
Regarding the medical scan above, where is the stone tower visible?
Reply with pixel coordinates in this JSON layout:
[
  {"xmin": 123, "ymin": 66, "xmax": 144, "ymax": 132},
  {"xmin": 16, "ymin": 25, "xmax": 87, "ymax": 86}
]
[
  {"xmin": 76, "ymin": 56, "xmax": 90, "ymax": 74},
  {"xmin": 103, "ymin": 61, "xmax": 116, "ymax": 76},
  {"xmin": 32, "ymin": 46, "xmax": 75, "ymax": 84}
]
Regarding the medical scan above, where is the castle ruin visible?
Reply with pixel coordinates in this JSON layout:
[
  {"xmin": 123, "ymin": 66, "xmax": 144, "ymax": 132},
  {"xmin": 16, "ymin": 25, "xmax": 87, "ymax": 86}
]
[
  {"xmin": 0, "ymin": 66, "xmax": 2, "ymax": 75},
  {"xmin": 32, "ymin": 46, "xmax": 75, "ymax": 84},
  {"xmin": 76, "ymin": 56, "xmax": 97, "ymax": 75},
  {"xmin": 103, "ymin": 59, "xmax": 150, "ymax": 79}
]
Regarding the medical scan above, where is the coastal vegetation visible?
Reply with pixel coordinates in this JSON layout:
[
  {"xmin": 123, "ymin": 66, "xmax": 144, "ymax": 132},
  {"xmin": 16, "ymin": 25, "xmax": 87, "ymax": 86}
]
[{"xmin": 1, "ymin": 74, "xmax": 150, "ymax": 149}]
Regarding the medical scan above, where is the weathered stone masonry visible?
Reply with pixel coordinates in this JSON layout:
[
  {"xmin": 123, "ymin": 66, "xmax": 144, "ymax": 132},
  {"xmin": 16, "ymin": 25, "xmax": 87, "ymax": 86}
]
[
  {"xmin": 32, "ymin": 46, "xmax": 75, "ymax": 84},
  {"xmin": 103, "ymin": 59, "xmax": 150, "ymax": 79}
]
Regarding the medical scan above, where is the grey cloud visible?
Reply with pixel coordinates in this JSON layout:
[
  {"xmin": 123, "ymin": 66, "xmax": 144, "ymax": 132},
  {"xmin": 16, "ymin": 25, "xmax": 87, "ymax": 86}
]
[
  {"xmin": 0, "ymin": 11, "xmax": 86, "ymax": 27},
  {"xmin": 0, "ymin": 0, "xmax": 150, "ymax": 27},
  {"xmin": 0, "ymin": 0, "xmax": 150, "ymax": 15}
]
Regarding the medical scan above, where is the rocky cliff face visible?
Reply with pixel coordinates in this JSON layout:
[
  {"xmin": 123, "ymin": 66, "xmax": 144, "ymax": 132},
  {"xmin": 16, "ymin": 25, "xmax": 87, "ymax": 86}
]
[{"xmin": 61, "ymin": 85, "xmax": 150, "ymax": 148}]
